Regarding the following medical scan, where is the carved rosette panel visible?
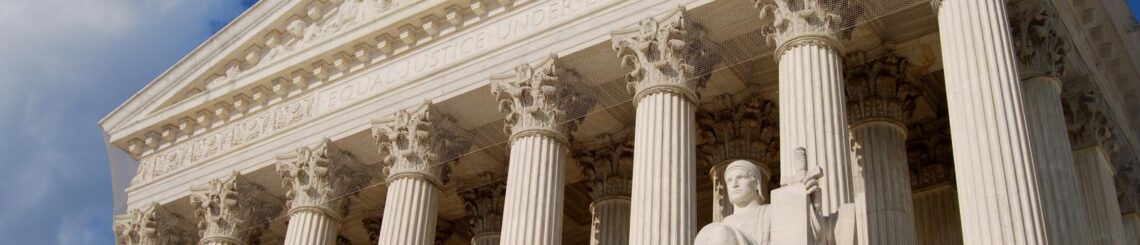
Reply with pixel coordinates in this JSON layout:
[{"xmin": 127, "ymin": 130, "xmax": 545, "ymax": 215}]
[
  {"xmin": 276, "ymin": 139, "xmax": 371, "ymax": 219},
  {"xmin": 611, "ymin": 8, "xmax": 720, "ymax": 104},
  {"xmin": 1063, "ymin": 87, "xmax": 1117, "ymax": 150},
  {"xmin": 490, "ymin": 56, "xmax": 596, "ymax": 143},
  {"xmin": 753, "ymin": 0, "xmax": 861, "ymax": 57},
  {"xmin": 372, "ymin": 101, "xmax": 472, "ymax": 187},
  {"xmin": 906, "ymin": 121, "xmax": 955, "ymax": 190},
  {"xmin": 576, "ymin": 135, "xmax": 634, "ymax": 200},
  {"xmin": 190, "ymin": 172, "xmax": 281, "ymax": 244},
  {"xmin": 461, "ymin": 181, "xmax": 506, "ymax": 236},
  {"xmin": 845, "ymin": 52, "xmax": 921, "ymax": 125},
  {"xmin": 697, "ymin": 94, "xmax": 780, "ymax": 169},
  {"xmin": 1009, "ymin": 4, "xmax": 1067, "ymax": 78},
  {"xmin": 114, "ymin": 202, "xmax": 194, "ymax": 245}
]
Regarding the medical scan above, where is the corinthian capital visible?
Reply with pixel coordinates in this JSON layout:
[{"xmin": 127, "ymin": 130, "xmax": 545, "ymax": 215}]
[
  {"xmin": 845, "ymin": 51, "xmax": 921, "ymax": 126},
  {"xmin": 697, "ymin": 94, "xmax": 780, "ymax": 168},
  {"xmin": 490, "ymin": 56, "xmax": 596, "ymax": 144},
  {"xmin": 276, "ymin": 139, "xmax": 371, "ymax": 220},
  {"xmin": 114, "ymin": 202, "xmax": 193, "ymax": 245},
  {"xmin": 1064, "ymin": 86, "xmax": 1117, "ymax": 150},
  {"xmin": 576, "ymin": 134, "xmax": 633, "ymax": 200},
  {"xmin": 611, "ymin": 8, "xmax": 720, "ymax": 104},
  {"xmin": 461, "ymin": 180, "xmax": 506, "ymax": 236},
  {"xmin": 753, "ymin": 0, "xmax": 860, "ymax": 57},
  {"xmin": 1009, "ymin": 4, "xmax": 1067, "ymax": 78},
  {"xmin": 372, "ymin": 101, "xmax": 472, "ymax": 187},
  {"xmin": 190, "ymin": 172, "xmax": 281, "ymax": 244}
]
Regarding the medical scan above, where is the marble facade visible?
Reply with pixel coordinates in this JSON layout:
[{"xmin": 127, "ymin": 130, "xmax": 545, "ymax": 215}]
[{"xmin": 103, "ymin": 0, "xmax": 1140, "ymax": 244}]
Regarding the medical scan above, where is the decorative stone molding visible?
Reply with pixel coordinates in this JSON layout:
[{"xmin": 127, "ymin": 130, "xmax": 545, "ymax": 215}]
[
  {"xmin": 460, "ymin": 180, "xmax": 506, "ymax": 236},
  {"xmin": 845, "ymin": 51, "xmax": 921, "ymax": 126},
  {"xmin": 372, "ymin": 101, "xmax": 472, "ymax": 187},
  {"xmin": 611, "ymin": 7, "xmax": 720, "ymax": 104},
  {"xmin": 1009, "ymin": 4, "xmax": 1068, "ymax": 78},
  {"xmin": 490, "ymin": 56, "xmax": 596, "ymax": 144},
  {"xmin": 363, "ymin": 216, "xmax": 383, "ymax": 245},
  {"xmin": 576, "ymin": 134, "xmax": 634, "ymax": 200},
  {"xmin": 190, "ymin": 172, "xmax": 282, "ymax": 244},
  {"xmin": 275, "ymin": 139, "xmax": 371, "ymax": 220},
  {"xmin": 906, "ymin": 121, "xmax": 955, "ymax": 191},
  {"xmin": 114, "ymin": 202, "xmax": 194, "ymax": 245},
  {"xmin": 696, "ymin": 94, "xmax": 780, "ymax": 169},
  {"xmin": 1064, "ymin": 87, "xmax": 1117, "ymax": 150},
  {"xmin": 753, "ymin": 0, "xmax": 860, "ymax": 58}
]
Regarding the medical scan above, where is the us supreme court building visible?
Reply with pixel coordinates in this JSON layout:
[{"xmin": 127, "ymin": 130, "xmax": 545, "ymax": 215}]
[{"xmin": 102, "ymin": 0, "xmax": 1140, "ymax": 244}]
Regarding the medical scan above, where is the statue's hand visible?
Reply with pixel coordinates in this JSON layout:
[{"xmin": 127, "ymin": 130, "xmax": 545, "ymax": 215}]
[{"xmin": 803, "ymin": 165, "xmax": 823, "ymax": 208}]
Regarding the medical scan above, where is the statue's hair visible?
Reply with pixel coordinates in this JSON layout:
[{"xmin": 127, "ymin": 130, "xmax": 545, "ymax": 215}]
[{"xmin": 726, "ymin": 159, "xmax": 766, "ymax": 203}]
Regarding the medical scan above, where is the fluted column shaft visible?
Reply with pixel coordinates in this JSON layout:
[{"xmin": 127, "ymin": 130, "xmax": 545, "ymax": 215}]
[
  {"xmin": 851, "ymin": 122, "xmax": 917, "ymax": 244},
  {"xmin": 472, "ymin": 233, "xmax": 501, "ymax": 245},
  {"xmin": 629, "ymin": 91, "xmax": 698, "ymax": 245},
  {"xmin": 1020, "ymin": 76, "xmax": 1094, "ymax": 244},
  {"xmin": 913, "ymin": 185, "xmax": 964, "ymax": 245},
  {"xmin": 1073, "ymin": 146, "xmax": 1127, "ymax": 244},
  {"xmin": 778, "ymin": 42, "xmax": 852, "ymax": 216},
  {"xmin": 377, "ymin": 177, "xmax": 439, "ymax": 245},
  {"xmin": 283, "ymin": 210, "xmax": 337, "ymax": 245},
  {"xmin": 935, "ymin": 0, "xmax": 1048, "ymax": 243},
  {"xmin": 500, "ymin": 135, "xmax": 567, "ymax": 245},
  {"xmin": 590, "ymin": 197, "xmax": 631, "ymax": 245}
]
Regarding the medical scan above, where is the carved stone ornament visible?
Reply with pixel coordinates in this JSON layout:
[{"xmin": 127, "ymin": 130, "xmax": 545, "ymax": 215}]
[
  {"xmin": 363, "ymin": 216, "xmax": 383, "ymax": 245},
  {"xmin": 576, "ymin": 134, "xmax": 634, "ymax": 200},
  {"xmin": 276, "ymin": 139, "xmax": 371, "ymax": 220},
  {"xmin": 697, "ymin": 94, "xmax": 781, "ymax": 169},
  {"xmin": 490, "ymin": 55, "xmax": 597, "ymax": 144},
  {"xmin": 845, "ymin": 51, "xmax": 921, "ymax": 126},
  {"xmin": 114, "ymin": 202, "xmax": 194, "ymax": 245},
  {"xmin": 371, "ymin": 101, "xmax": 472, "ymax": 187},
  {"xmin": 1009, "ymin": 4, "xmax": 1068, "ymax": 78},
  {"xmin": 190, "ymin": 171, "xmax": 282, "ymax": 245},
  {"xmin": 753, "ymin": 0, "xmax": 862, "ymax": 58},
  {"xmin": 906, "ymin": 121, "xmax": 955, "ymax": 190},
  {"xmin": 461, "ymin": 180, "xmax": 506, "ymax": 236},
  {"xmin": 611, "ymin": 7, "xmax": 720, "ymax": 104},
  {"xmin": 1063, "ymin": 86, "xmax": 1117, "ymax": 150}
]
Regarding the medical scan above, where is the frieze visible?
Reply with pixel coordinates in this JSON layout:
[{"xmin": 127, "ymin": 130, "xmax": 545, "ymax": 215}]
[{"xmin": 130, "ymin": 0, "xmax": 627, "ymax": 188}]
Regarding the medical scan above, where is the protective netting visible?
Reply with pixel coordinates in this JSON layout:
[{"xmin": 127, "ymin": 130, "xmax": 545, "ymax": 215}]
[{"xmin": 109, "ymin": 0, "xmax": 965, "ymax": 242}]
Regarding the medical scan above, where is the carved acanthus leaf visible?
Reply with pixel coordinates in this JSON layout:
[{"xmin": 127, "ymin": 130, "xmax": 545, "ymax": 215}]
[
  {"xmin": 906, "ymin": 120, "xmax": 955, "ymax": 190},
  {"xmin": 276, "ymin": 139, "xmax": 371, "ymax": 219},
  {"xmin": 753, "ymin": 0, "xmax": 861, "ymax": 55},
  {"xmin": 114, "ymin": 202, "xmax": 193, "ymax": 245},
  {"xmin": 576, "ymin": 134, "xmax": 634, "ymax": 200},
  {"xmin": 1063, "ymin": 87, "xmax": 1117, "ymax": 150},
  {"xmin": 845, "ymin": 51, "xmax": 921, "ymax": 125},
  {"xmin": 1009, "ymin": 4, "xmax": 1067, "ymax": 78},
  {"xmin": 189, "ymin": 172, "xmax": 281, "ymax": 244},
  {"xmin": 490, "ymin": 56, "xmax": 596, "ymax": 143},
  {"xmin": 697, "ymin": 94, "xmax": 780, "ymax": 169},
  {"xmin": 460, "ymin": 180, "xmax": 506, "ymax": 235},
  {"xmin": 611, "ymin": 8, "xmax": 720, "ymax": 104},
  {"xmin": 363, "ymin": 216, "xmax": 383, "ymax": 245},
  {"xmin": 371, "ymin": 101, "xmax": 472, "ymax": 186}
]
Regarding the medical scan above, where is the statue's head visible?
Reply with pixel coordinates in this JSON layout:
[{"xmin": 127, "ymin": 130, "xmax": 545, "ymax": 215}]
[{"xmin": 724, "ymin": 160, "xmax": 765, "ymax": 208}]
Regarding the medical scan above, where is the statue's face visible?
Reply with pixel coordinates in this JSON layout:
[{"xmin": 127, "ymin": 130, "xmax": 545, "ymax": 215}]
[{"xmin": 725, "ymin": 168, "xmax": 760, "ymax": 207}]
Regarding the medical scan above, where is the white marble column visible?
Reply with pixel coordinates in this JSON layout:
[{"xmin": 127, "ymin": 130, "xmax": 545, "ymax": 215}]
[
  {"xmin": 114, "ymin": 202, "xmax": 194, "ymax": 245},
  {"xmin": 612, "ymin": 8, "xmax": 717, "ymax": 245},
  {"xmin": 461, "ymin": 181, "xmax": 506, "ymax": 245},
  {"xmin": 276, "ymin": 140, "xmax": 371, "ymax": 245},
  {"xmin": 913, "ymin": 185, "xmax": 963, "ymax": 245},
  {"xmin": 1073, "ymin": 146, "xmax": 1127, "ymax": 244},
  {"xmin": 491, "ymin": 56, "xmax": 594, "ymax": 245},
  {"xmin": 1065, "ymin": 85, "xmax": 1128, "ymax": 245},
  {"xmin": 934, "ymin": 0, "xmax": 1050, "ymax": 243},
  {"xmin": 1007, "ymin": 4, "xmax": 1095, "ymax": 244},
  {"xmin": 846, "ymin": 51, "xmax": 920, "ymax": 245},
  {"xmin": 754, "ymin": 0, "xmax": 859, "ymax": 217},
  {"xmin": 577, "ymin": 135, "xmax": 633, "ymax": 245},
  {"xmin": 372, "ymin": 102, "xmax": 471, "ymax": 245},
  {"xmin": 191, "ymin": 172, "xmax": 282, "ymax": 245}
]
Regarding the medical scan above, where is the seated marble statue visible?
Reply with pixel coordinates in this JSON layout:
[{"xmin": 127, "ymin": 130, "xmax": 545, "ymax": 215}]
[{"xmin": 696, "ymin": 147, "xmax": 852, "ymax": 245}]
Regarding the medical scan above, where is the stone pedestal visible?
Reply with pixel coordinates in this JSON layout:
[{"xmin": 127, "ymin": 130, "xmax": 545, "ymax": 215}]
[
  {"xmin": 372, "ymin": 102, "xmax": 471, "ymax": 245},
  {"xmin": 935, "ymin": 0, "xmax": 1050, "ymax": 243},
  {"xmin": 611, "ymin": 8, "xmax": 716, "ymax": 245},
  {"xmin": 1073, "ymin": 146, "xmax": 1127, "ymax": 244},
  {"xmin": 277, "ymin": 140, "xmax": 370, "ymax": 245},
  {"xmin": 490, "ymin": 56, "xmax": 593, "ymax": 245}
]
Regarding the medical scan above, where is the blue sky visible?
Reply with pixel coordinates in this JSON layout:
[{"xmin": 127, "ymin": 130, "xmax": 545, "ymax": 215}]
[{"xmin": 0, "ymin": 0, "xmax": 1136, "ymax": 244}]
